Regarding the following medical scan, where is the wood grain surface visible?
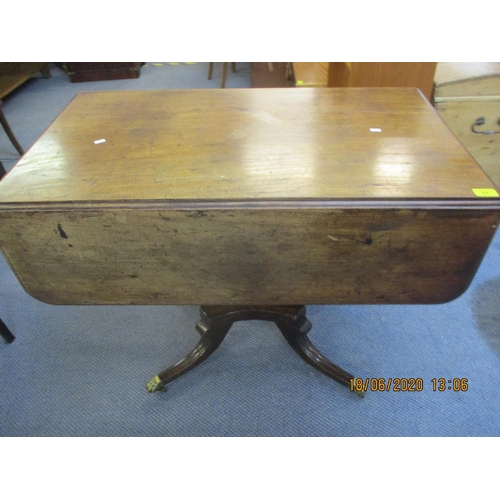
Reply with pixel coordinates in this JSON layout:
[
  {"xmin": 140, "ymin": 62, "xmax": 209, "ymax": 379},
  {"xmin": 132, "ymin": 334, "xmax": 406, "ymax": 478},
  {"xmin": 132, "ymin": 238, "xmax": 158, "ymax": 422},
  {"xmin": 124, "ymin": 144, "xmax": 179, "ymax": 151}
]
[
  {"xmin": 0, "ymin": 88, "xmax": 496, "ymax": 204},
  {"xmin": 1, "ymin": 88, "xmax": 499, "ymax": 306},
  {"xmin": 0, "ymin": 62, "xmax": 49, "ymax": 99},
  {"xmin": 0, "ymin": 207, "xmax": 498, "ymax": 305},
  {"xmin": 293, "ymin": 62, "xmax": 329, "ymax": 87},
  {"xmin": 435, "ymin": 99, "xmax": 500, "ymax": 188},
  {"xmin": 434, "ymin": 62, "xmax": 500, "ymax": 99},
  {"xmin": 327, "ymin": 63, "xmax": 437, "ymax": 101}
]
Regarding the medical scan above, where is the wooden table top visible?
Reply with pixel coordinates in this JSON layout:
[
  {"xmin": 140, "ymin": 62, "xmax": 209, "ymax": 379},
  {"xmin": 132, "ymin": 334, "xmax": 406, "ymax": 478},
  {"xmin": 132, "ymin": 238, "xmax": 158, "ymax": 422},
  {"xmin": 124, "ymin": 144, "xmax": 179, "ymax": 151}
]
[{"xmin": 0, "ymin": 87, "xmax": 498, "ymax": 207}]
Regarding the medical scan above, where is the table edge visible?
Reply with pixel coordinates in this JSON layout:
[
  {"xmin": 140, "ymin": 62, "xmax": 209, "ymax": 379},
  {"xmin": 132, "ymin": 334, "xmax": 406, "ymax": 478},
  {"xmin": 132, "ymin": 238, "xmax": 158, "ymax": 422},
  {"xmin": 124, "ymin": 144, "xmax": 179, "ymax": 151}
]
[{"xmin": 1, "ymin": 198, "xmax": 500, "ymax": 212}]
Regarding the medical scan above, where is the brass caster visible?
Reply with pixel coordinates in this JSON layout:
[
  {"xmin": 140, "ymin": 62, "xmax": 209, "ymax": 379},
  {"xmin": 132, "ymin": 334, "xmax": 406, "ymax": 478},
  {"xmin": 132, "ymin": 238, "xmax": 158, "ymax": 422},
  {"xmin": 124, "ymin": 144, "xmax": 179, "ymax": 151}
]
[
  {"xmin": 146, "ymin": 375, "xmax": 167, "ymax": 393},
  {"xmin": 351, "ymin": 378, "xmax": 366, "ymax": 398}
]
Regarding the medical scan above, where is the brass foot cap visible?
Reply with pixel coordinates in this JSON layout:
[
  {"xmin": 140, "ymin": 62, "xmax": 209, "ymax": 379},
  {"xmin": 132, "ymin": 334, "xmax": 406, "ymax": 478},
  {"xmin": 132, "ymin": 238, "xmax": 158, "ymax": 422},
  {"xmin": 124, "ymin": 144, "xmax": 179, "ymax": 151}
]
[{"xmin": 146, "ymin": 375, "xmax": 166, "ymax": 393}]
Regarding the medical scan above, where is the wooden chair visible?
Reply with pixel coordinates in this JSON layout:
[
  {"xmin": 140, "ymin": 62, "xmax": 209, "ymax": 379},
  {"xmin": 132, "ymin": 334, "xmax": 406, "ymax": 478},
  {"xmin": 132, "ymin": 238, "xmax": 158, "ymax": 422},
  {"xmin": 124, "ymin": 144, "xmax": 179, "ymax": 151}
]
[
  {"xmin": 0, "ymin": 101, "xmax": 24, "ymax": 156},
  {"xmin": 208, "ymin": 63, "xmax": 236, "ymax": 88},
  {"xmin": 0, "ymin": 62, "xmax": 51, "ymax": 156}
]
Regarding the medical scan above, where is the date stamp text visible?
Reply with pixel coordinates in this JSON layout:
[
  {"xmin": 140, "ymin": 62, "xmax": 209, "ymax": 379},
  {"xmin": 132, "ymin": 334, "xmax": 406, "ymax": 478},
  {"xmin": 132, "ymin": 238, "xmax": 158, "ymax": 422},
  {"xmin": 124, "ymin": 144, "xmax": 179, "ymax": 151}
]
[{"xmin": 350, "ymin": 378, "xmax": 469, "ymax": 393}]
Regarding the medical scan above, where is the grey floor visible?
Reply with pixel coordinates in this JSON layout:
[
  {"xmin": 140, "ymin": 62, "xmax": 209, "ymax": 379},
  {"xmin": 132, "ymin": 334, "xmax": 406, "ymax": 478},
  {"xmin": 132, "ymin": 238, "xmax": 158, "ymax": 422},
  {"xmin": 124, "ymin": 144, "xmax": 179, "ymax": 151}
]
[{"xmin": 1, "ymin": 63, "xmax": 500, "ymax": 436}]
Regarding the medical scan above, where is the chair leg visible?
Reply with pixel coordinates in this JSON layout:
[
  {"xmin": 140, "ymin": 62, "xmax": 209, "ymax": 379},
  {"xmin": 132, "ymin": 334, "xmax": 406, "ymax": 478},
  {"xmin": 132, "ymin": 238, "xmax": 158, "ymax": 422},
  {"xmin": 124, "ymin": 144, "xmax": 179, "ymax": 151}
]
[
  {"xmin": 208, "ymin": 62, "xmax": 214, "ymax": 80},
  {"xmin": 0, "ymin": 318, "xmax": 15, "ymax": 344},
  {"xmin": 0, "ymin": 101, "xmax": 24, "ymax": 156},
  {"xmin": 41, "ymin": 64, "xmax": 52, "ymax": 79},
  {"xmin": 1, "ymin": 165, "xmax": 16, "ymax": 345},
  {"xmin": 221, "ymin": 62, "xmax": 228, "ymax": 88}
]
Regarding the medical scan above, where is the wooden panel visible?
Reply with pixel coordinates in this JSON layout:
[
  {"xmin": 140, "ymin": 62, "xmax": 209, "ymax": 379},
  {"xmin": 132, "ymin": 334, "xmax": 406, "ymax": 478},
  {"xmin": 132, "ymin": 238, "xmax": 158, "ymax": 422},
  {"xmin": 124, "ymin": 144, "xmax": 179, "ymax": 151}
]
[
  {"xmin": 250, "ymin": 63, "xmax": 292, "ymax": 88},
  {"xmin": 327, "ymin": 62, "xmax": 352, "ymax": 87},
  {"xmin": 434, "ymin": 62, "xmax": 500, "ymax": 99},
  {"xmin": 328, "ymin": 63, "xmax": 437, "ymax": 101},
  {"xmin": 0, "ymin": 88, "xmax": 495, "ymax": 204},
  {"xmin": 0, "ymin": 207, "xmax": 497, "ymax": 305},
  {"xmin": 435, "ymin": 99, "xmax": 500, "ymax": 188},
  {"xmin": 292, "ymin": 62, "xmax": 328, "ymax": 87}
]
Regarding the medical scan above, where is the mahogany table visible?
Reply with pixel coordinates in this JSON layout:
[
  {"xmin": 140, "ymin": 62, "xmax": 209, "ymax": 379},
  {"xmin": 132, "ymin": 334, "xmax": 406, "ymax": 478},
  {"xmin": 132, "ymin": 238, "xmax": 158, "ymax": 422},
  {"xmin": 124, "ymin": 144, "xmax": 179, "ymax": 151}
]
[{"xmin": 0, "ymin": 88, "xmax": 499, "ymax": 395}]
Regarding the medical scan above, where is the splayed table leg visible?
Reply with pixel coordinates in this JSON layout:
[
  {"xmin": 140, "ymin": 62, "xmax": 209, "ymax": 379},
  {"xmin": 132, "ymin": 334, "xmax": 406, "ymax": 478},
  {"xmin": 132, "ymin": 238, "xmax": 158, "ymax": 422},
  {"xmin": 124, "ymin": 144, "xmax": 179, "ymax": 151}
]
[{"xmin": 147, "ymin": 305, "xmax": 362, "ymax": 396}]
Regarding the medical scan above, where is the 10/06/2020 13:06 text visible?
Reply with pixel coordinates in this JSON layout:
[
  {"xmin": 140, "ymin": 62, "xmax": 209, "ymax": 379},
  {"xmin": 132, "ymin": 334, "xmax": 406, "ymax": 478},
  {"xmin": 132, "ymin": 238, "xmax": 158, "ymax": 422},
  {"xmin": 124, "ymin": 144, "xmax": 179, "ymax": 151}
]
[{"xmin": 350, "ymin": 378, "xmax": 469, "ymax": 392}]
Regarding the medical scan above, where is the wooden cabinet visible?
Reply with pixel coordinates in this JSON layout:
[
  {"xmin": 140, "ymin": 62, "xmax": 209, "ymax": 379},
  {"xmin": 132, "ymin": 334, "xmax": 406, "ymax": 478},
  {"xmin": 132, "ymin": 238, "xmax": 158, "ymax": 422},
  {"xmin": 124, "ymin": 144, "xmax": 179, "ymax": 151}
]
[
  {"xmin": 293, "ymin": 62, "xmax": 437, "ymax": 101},
  {"xmin": 434, "ymin": 63, "xmax": 500, "ymax": 189},
  {"xmin": 65, "ymin": 62, "xmax": 141, "ymax": 82},
  {"xmin": 291, "ymin": 62, "xmax": 329, "ymax": 88}
]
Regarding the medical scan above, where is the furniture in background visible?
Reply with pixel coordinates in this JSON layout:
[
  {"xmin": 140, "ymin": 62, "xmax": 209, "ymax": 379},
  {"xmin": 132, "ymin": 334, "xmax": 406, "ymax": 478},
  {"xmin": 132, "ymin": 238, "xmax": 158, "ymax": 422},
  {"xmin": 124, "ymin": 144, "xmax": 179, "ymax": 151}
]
[
  {"xmin": 207, "ymin": 62, "xmax": 236, "ymax": 88},
  {"xmin": 0, "ymin": 88, "xmax": 498, "ymax": 395},
  {"xmin": 0, "ymin": 318, "xmax": 14, "ymax": 343},
  {"xmin": 292, "ymin": 62, "xmax": 330, "ymax": 88},
  {"xmin": 434, "ymin": 62, "xmax": 500, "ymax": 189},
  {"xmin": 64, "ymin": 63, "xmax": 141, "ymax": 82},
  {"xmin": 292, "ymin": 62, "xmax": 437, "ymax": 101},
  {"xmin": 250, "ymin": 63, "xmax": 295, "ymax": 88},
  {"xmin": 0, "ymin": 62, "xmax": 51, "ymax": 156},
  {"xmin": 0, "ymin": 161, "xmax": 14, "ymax": 343}
]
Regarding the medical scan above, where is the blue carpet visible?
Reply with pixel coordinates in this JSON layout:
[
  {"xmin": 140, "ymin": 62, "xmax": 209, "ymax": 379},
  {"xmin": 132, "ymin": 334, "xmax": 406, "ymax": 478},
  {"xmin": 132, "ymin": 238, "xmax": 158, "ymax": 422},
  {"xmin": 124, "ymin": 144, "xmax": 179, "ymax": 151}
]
[{"xmin": 1, "ymin": 63, "xmax": 500, "ymax": 436}]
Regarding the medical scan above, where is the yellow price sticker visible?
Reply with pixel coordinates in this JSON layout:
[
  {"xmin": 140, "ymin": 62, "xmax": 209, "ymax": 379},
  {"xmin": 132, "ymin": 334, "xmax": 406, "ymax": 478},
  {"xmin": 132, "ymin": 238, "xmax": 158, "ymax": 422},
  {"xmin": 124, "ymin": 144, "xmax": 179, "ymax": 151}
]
[
  {"xmin": 472, "ymin": 188, "xmax": 499, "ymax": 197},
  {"xmin": 152, "ymin": 63, "xmax": 164, "ymax": 66},
  {"xmin": 296, "ymin": 80, "xmax": 304, "ymax": 85},
  {"xmin": 168, "ymin": 62, "xmax": 180, "ymax": 65}
]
